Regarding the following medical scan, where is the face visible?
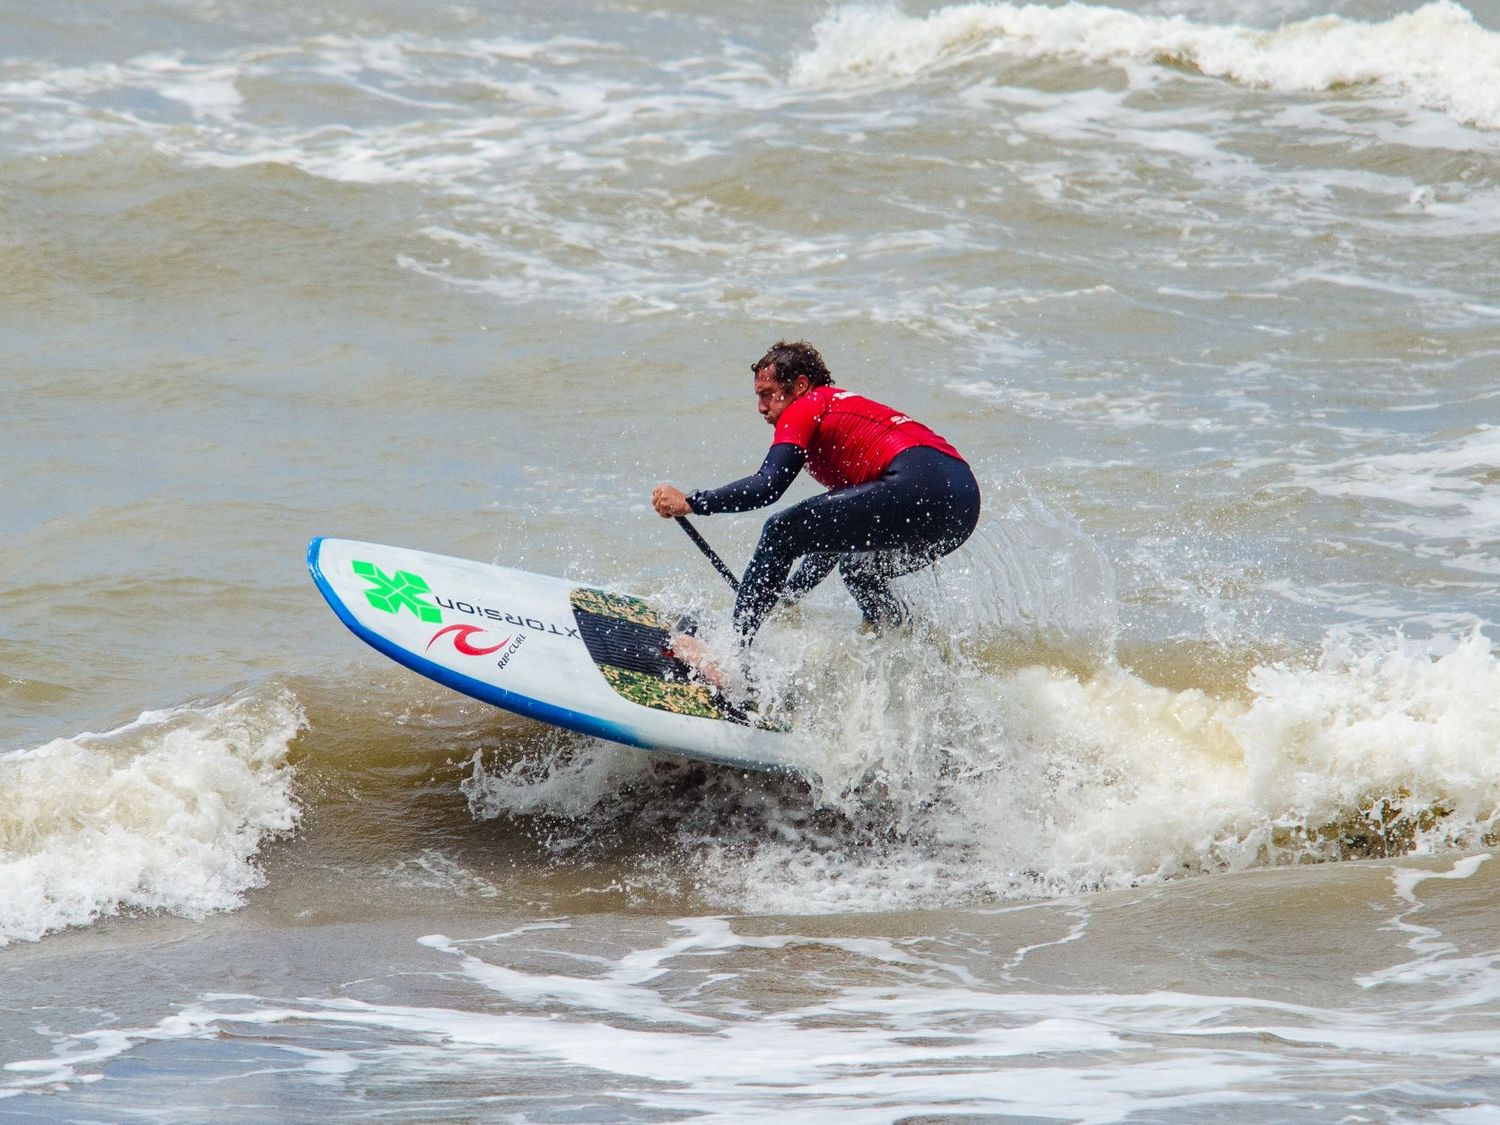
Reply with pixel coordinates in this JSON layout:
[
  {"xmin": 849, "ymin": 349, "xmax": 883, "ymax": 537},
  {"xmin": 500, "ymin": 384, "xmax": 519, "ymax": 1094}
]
[{"xmin": 754, "ymin": 365, "xmax": 809, "ymax": 424}]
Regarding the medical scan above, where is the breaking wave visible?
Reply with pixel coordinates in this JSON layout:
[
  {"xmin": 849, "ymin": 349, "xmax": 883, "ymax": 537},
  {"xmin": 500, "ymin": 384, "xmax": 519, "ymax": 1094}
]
[
  {"xmin": 792, "ymin": 1, "xmax": 1500, "ymax": 130},
  {"xmin": 463, "ymin": 552, "xmax": 1500, "ymax": 913},
  {"xmin": 0, "ymin": 686, "xmax": 303, "ymax": 945}
]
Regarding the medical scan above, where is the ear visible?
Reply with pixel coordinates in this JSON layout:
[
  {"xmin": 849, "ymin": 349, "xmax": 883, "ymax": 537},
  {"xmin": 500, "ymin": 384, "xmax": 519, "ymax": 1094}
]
[{"xmin": 793, "ymin": 375, "xmax": 812, "ymax": 396}]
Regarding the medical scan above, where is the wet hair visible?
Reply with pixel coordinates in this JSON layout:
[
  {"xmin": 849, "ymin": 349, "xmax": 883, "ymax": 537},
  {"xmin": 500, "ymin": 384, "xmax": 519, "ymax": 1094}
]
[{"xmin": 751, "ymin": 340, "xmax": 832, "ymax": 389}]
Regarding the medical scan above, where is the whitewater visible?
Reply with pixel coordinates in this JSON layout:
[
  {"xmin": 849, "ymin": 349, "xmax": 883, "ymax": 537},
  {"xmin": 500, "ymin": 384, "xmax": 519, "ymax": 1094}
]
[{"xmin": 4, "ymin": 0, "xmax": 1499, "ymax": 1118}]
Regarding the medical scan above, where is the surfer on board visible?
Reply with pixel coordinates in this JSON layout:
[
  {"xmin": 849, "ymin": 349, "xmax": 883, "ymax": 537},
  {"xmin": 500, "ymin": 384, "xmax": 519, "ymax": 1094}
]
[{"xmin": 651, "ymin": 340, "xmax": 980, "ymax": 652}]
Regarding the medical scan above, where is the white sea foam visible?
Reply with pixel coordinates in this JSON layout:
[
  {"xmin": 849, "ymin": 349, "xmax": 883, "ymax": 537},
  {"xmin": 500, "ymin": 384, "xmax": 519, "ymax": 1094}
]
[
  {"xmin": 1287, "ymin": 425, "xmax": 1500, "ymax": 565},
  {"xmin": 951, "ymin": 373, "xmax": 1169, "ymax": 429},
  {"xmin": 792, "ymin": 1, "xmax": 1500, "ymax": 130},
  {"xmin": 11, "ymin": 875, "xmax": 1500, "ymax": 1116},
  {"xmin": 1, "ymin": 4, "xmax": 1493, "ymax": 342},
  {"xmin": 382, "ymin": 850, "xmax": 505, "ymax": 899},
  {"xmin": 0, "ymin": 687, "xmax": 303, "ymax": 945},
  {"xmin": 464, "ymin": 476, "xmax": 1500, "ymax": 919},
  {"xmin": 139, "ymin": 54, "xmax": 244, "ymax": 121},
  {"xmin": 462, "ymin": 731, "xmax": 655, "ymax": 824},
  {"xmin": 461, "ymin": 617, "xmax": 1500, "ymax": 915}
]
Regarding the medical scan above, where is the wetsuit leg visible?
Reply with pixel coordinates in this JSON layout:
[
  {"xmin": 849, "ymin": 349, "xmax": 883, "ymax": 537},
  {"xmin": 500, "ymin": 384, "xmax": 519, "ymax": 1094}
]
[
  {"xmin": 837, "ymin": 552, "xmax": 914, "ymax": 627},
  {"xmin": 733, "ymin": 448, "xmax": 980, "ymax": 638},
  {"xmin": 784, "ymin": 552, "xmax": 839, "ymax": 600}
]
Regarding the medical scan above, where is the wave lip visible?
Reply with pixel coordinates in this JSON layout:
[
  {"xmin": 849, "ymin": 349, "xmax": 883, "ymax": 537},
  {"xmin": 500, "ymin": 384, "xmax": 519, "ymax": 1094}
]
[
  {"xmin": 791, "ymin": 1, "xmax": 1500, "ymax": 130},
  {"xmin": 0, "ymin": 687, "xmax": 303, "ymax": 946}
]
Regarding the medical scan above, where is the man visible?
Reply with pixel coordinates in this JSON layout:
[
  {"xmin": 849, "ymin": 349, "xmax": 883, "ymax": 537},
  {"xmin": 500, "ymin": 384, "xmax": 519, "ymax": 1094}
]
[{"xmin": 652, "ymin": 340, "xmax": 980, "ymax": 644}]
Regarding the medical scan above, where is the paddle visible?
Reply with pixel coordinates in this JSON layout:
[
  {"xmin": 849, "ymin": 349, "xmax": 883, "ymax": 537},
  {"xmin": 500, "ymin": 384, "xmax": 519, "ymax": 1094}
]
[{"xmin": 674, "ymin": 516, "xmax": 740, "ymax": 593}]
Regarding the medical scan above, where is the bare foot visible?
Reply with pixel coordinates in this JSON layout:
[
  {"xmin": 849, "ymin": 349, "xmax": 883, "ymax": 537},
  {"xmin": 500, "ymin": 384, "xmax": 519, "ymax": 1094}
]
[{"xmin": 667, "ymin": 632, "xmax": 725, "ymax": 690}]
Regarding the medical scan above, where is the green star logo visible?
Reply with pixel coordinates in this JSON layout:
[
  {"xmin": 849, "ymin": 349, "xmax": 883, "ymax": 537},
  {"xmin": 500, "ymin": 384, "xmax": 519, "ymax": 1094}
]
[{"xmin": 352, "ymin": 560, "xmax": 443, "ymax": 623}]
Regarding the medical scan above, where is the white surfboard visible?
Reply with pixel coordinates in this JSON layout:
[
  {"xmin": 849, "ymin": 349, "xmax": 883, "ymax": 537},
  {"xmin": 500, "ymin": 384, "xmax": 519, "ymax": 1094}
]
[{"xmin": 308, "ymin": 537, "xmax": 802, "ymax": 775}]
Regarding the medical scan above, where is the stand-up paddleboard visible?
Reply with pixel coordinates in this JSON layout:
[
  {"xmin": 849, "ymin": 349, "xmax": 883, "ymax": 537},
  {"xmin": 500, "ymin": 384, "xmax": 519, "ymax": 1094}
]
[{"xmin": 308, "ymin": 537, "xmax": 801, "ymax": 775}]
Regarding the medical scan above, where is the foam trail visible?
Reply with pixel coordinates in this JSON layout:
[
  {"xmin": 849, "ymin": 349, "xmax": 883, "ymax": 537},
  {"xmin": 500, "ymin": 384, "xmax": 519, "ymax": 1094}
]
[
  {"xmin": 1287, "ymin": 425, "xmax": 1500, "ymax": 566},
  {"xmin": 13, "ymin": 912, "xmax": 1500, "ymax": 1116},
  {"xmin": 792, "ymin": 1, "xmax": 1500, "ymax": 130},
  {"xmin": 0, "ymin": 686, "xmax": 303, "ymax": 945},
  {"xmin": 462, "ymin": 625, "xmax": 1500, "ymax": 914}
]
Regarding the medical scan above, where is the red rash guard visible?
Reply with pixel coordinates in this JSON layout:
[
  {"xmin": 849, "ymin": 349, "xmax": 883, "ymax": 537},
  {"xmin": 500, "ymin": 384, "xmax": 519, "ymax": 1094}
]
[{"xmin": 772, "ymin": 386, "xmax": 964, "ymax": 490}]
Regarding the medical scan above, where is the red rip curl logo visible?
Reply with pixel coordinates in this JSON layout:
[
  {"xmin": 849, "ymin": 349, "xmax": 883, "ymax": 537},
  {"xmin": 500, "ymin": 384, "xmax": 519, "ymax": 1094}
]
[{"xmin": 426, "ymin": 624, "xmax": 512, "ymax": 656}]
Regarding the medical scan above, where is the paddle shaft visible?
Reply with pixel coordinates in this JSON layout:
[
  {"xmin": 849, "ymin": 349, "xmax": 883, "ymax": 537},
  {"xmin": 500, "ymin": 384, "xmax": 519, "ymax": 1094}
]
[{"xmin": 674, "ymin": 516, "xmax": 740, "ymax": 593}]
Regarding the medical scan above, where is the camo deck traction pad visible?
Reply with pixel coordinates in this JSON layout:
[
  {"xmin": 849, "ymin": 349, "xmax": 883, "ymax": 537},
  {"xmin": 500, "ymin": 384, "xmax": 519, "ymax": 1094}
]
[
  {"xmin": 569, "ymin": 587, "xmax": 726, "ymax": 721},
  {"xmin": 597, "ymin": 664, "xmax": 724, "ymax": 720},
  {"xmin": 570, "ymin": 587, "xmax": 675, "ymax": 631}
]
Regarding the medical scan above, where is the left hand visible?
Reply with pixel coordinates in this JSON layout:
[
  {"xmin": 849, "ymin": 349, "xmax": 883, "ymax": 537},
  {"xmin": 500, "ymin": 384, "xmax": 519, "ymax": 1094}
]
[{"xmin": 652, "ymin": 483, "xmax": 692, "ymax": 518}]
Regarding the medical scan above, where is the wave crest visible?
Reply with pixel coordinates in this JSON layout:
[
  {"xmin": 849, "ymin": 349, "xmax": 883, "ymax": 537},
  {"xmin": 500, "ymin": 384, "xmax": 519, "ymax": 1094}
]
[
  {"xmin": 792, "ymin": 1, "xmax": 1500, "ymax": 130},
  {"xmin": 0, "ymin": 686, "xmax": 304, "ymax": 945}
]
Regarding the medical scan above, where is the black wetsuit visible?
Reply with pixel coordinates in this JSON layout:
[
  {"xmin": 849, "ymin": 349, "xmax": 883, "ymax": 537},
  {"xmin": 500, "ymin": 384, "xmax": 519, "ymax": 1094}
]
[{"xmin": 689, "ymin": 443, "xmax": 981, "ymax": 639}]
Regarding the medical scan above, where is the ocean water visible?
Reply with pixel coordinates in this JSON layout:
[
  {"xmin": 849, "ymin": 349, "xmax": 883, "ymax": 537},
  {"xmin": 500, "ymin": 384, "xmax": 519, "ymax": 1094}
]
[{"xmin": 3, "ymin": 0, "xmax": 1500, "ymax": 1119}]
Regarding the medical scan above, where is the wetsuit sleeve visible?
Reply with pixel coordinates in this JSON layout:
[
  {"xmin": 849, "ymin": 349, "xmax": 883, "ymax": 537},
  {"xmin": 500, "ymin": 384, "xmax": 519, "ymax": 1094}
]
[{"xmin": 688, "ymin": 443, "xmax": 805, "ymax": 515}]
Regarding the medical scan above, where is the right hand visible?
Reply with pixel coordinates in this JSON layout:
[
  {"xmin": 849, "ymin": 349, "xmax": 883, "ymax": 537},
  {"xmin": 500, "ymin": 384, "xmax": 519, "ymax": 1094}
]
[{"xmin": 651, "ymin": 484, "xmax": 692, "ymax": 518}]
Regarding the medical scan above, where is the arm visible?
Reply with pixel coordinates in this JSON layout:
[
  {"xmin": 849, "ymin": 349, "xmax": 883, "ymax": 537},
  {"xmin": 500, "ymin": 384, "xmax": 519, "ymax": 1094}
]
[
  {"xmin": 689, "ymin": 443, "xmax": 805, "ymax": 514},
  {"xmin": 658, "ymin": 443, "xmax": 805, "ymax": 518}
]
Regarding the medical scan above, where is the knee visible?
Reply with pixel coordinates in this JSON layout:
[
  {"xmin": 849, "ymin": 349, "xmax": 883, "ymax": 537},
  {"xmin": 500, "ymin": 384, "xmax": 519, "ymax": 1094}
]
[
  {"xmin": 757, "ymin": 507, "xmax": 809, "ymax": 554},
  {"xmin": 760, "ymin": 508, "xmax": 792, "ymax": 539},
  {"xmin": 766, "ymin": 504, "xmax": 811, "ymax": 535}
]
